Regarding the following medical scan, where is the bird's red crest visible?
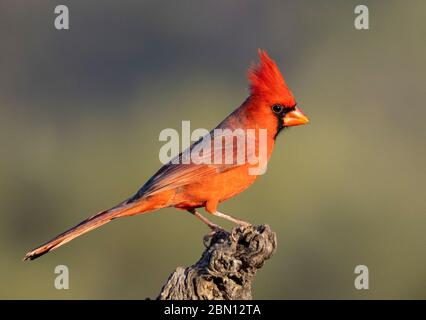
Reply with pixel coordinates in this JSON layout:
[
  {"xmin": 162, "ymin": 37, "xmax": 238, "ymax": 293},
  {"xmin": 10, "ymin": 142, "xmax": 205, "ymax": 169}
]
[{"xmin": 248, "ymin": 50, "xmax": 295, "ymax": 105}]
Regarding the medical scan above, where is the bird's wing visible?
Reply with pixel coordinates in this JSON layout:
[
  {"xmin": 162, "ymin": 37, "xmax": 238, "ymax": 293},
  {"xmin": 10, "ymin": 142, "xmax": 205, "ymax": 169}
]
[{"xmin": 137, "ymin": 129, "xmax": 257, "ymax": 197}]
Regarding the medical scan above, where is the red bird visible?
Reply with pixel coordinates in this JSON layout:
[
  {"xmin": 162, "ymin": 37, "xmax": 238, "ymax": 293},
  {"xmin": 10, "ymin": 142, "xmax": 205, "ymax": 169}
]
[{"xmin": 24, "ymin": 50, "xmax": 309, "ymax": 260}]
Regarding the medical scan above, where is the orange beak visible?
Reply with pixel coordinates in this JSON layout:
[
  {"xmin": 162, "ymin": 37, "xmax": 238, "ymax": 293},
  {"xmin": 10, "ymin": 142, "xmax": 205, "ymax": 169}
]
[{"xmin": 283, "ymin": 107, "xmax": 309, "ymax": 127}]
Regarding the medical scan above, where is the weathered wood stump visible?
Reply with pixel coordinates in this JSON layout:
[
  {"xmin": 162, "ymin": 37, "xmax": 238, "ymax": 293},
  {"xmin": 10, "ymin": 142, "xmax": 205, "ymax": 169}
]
[{"xmin": 157, "ymin": 224, "xmax": 277, "ymax": 300}]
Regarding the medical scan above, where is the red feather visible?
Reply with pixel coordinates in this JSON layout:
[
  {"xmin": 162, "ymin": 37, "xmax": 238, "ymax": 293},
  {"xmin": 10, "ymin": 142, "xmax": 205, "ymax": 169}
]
[{"xmin": 248, "ymin": 50, "xmax": 296, "ymax": 106}]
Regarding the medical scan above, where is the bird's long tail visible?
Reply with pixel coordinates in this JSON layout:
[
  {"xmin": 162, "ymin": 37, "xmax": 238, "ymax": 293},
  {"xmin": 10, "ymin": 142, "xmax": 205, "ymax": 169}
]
[{"xmin": 23, "ymin": 200, "xmax": 146, "ymax": 261}]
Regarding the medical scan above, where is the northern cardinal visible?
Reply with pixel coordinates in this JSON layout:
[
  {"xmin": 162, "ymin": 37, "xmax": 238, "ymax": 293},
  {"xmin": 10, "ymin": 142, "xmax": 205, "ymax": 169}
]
[{"xmin": 24, "ymin": 50, "xmax": 309, "ymax": 260}]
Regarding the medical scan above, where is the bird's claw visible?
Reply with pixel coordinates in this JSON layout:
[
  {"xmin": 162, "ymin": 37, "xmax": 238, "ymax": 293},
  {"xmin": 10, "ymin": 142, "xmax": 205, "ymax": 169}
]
[{"xmin": 203, "ymin": 224, "xmax": 226, "ymax": 248}]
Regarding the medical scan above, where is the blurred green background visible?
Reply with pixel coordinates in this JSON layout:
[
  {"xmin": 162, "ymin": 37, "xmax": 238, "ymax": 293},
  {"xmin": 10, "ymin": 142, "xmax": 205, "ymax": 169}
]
[{"xmin": 0, "ymin": 0, "xmax": 425, "ymax": 299}]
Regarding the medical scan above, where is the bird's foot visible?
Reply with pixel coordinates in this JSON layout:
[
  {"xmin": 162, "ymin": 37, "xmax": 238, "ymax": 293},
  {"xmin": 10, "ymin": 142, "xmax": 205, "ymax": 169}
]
[
  {"xmin": 203, "ymin": 224, "xmax": 227, "ymax": 248},
  {"xmin": 187, "ymin": 209, "xmax": 229, "ymax": 247}
]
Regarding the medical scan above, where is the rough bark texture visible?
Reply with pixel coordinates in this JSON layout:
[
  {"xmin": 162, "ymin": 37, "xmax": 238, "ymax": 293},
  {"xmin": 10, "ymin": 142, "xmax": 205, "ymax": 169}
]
[{"xmin": 157, "ymin": 224, "xmax": 276, "ymax": 300}]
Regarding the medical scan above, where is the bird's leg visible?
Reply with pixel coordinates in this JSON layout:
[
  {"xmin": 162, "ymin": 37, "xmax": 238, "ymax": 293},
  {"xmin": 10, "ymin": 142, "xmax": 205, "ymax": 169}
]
[
  {"xmin": 213, "ymin": 211, "xmax": 251, "ymax": 227},
  {"xmin": 188, "ymin": 209, "xmax": 223, "ymax": 230}
]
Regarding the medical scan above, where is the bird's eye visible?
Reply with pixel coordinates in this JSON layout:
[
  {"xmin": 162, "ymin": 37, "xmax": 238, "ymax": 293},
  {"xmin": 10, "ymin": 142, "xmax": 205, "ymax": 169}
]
[{"xmin": 272, "ymin": 105, "xmax": 283, "ymax": 114}]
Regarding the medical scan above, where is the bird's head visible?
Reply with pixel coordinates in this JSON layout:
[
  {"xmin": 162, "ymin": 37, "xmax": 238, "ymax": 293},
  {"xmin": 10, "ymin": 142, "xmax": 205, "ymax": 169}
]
[{"xmin": 247, "ymin": 50, "xmax": 309, "ymax": 137}]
